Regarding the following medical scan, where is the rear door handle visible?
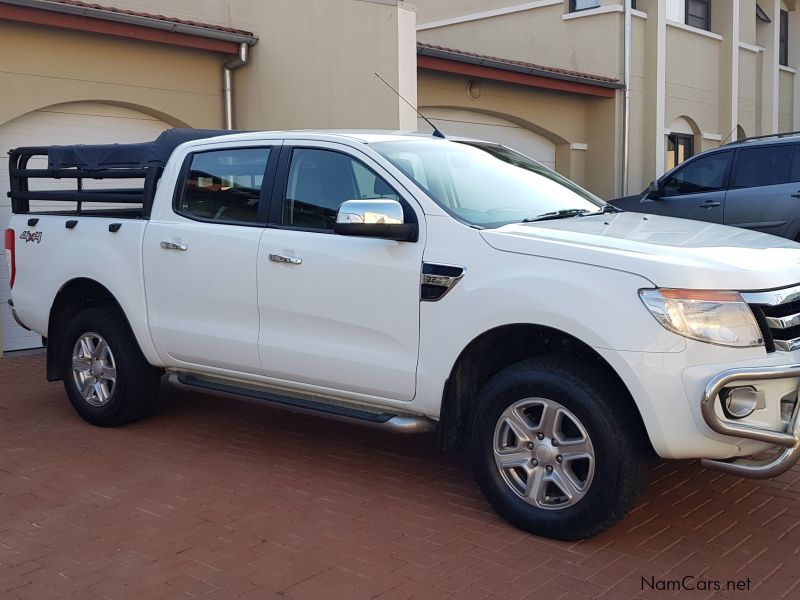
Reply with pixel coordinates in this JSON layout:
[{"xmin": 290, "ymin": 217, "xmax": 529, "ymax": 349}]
[
  {"xmin": 699, "ymin": 201, "xmax": 721, "ymax": 208},
  {"xmin": 160, "ymin": 241, "xmax": 188, "ymax": 251},
  {"xmin": 791, "ymin": 191, "xmax": 800, "ymax": 198},
  {"xmin": 269, "ymin": 253, "xmax": 302, "ymax": 265}
]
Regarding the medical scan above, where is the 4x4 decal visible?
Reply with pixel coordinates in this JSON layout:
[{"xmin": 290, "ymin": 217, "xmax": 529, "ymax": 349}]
[{"xmin": 19, "ymin": 231, "xmax": 42, "ymax": 244}]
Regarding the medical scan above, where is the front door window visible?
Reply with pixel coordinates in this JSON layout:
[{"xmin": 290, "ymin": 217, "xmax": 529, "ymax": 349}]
[
  {"xmin": 661, "ymin": 151, "xmax": 731, "ymax": 197},
  {"xmin": 283, "ymin": 148, "xmax": 399, "ymax": 231}
]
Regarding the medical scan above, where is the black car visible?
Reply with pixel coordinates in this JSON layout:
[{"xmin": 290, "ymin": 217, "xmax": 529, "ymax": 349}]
[{"xmin": 611, "ymin": 132, "xmax": 800, "ymax": 241}]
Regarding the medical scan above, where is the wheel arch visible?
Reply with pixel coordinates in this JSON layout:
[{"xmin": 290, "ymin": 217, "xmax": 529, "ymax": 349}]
[
  {"xmin": 439, "ymin": 323, "xmax": 652, "ymax": 454},
  {"xmin": 46, "ymin": 278, "xmax": 135, "ymax": 381}
]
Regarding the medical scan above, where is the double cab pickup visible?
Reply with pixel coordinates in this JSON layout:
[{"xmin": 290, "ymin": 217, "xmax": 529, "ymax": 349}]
[{"xmin": 6, "ymin": 129, "xmax": 800, "ymax": 539}]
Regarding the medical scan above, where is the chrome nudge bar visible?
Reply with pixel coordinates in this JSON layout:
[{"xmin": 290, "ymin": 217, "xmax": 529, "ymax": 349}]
[{"xmin": 700, "ymin": 365, "xmax": 800, "ymax": 478}]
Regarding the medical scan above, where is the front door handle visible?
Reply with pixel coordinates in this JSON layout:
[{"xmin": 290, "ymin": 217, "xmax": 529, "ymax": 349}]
[
  {"xmin": 160, "ymin": 241, "xmax": 188, "ymax": 251},
  {"xmin": 699, "ymin": 201, "xmax": 721, "ymax": 208},
  {"xmin": 269, "ymin": 253, "xmax": 302, "ymax": 265},
  {"xmin": 791, "ymin": 191, "xmax": 800, "ymax": 198}
]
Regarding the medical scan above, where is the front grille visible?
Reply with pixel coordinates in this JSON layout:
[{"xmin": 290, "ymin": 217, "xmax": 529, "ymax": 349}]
[
  {"xmin": 745, "ymin": 285, "xmax": 800, "ymax": 353},
  {"xmin": 750, "ymin": 305, "xmax": 776, "ymax": 353}
]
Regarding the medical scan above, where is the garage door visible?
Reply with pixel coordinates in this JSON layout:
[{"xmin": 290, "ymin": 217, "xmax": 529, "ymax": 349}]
[
  {"xmin": 0, "ymin": 102, "xmax": 172, "ymax": 353},
  {"xmin": 417, "ymin": 108, "xmax": 556, "ymax": 169}
]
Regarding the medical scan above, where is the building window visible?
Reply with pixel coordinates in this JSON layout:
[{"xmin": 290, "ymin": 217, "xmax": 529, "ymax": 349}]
[
  {"xmin": 666, "ymin": 133, "xmax": 695, "ymax": 171},
  {"xmin": 780, "ymin": 10, "xmax": 789, "ymax": 67},
  {"xmin": 686, "ymin": 0, "xmax": 711, "ymax": 31},
  {"xmin": 569, "ymin": 0, "xmax": 600, "ymax": 12}
]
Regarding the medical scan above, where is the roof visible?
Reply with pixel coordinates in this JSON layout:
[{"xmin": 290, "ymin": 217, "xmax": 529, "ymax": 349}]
[
  {"xmin": 417, "ymin": 43, "xmax": 622, "ymax": 90},
  {"xmin": 0, "ymin": 0, "xmax": 257, "ymax": 51},
  {"xmin": 27, "ymin": 0, "xmax": 253, "ymax": 36},
  {"xmin": 31, "ymin": 130, "xmax": 444, "ymax": 171},
  {"xmin": 724, "ymin": 131, "xmax": 800, "ymax": 147}
]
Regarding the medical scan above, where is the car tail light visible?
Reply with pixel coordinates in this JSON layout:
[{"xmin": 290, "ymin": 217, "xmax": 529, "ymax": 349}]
[{"xmin": 4, "ymin": 228, "xmax": 15, "ymax": 289}]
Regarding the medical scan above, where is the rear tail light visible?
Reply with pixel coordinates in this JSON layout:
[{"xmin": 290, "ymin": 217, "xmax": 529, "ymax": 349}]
[{"xmin": 4, "ymin": 228, "xmax": 15, "ymax": 289}]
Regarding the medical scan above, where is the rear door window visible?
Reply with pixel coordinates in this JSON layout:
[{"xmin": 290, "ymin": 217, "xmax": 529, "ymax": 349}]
[
  {"xmin": 177, "ymin": 147, "xmax": 271, "ymax": 224},
  {"xmin": 789, "ymin": 146, "xmax": 800, "ymax": 182},
  {"xmin": 730, "ymin": 145, "xmax": 794, "ymax": 189},
  {"xmin": 661, "ymin": 151, "xmax": 732, "ymax": 197}
]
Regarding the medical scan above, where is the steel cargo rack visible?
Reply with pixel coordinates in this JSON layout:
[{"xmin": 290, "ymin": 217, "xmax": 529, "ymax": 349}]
[{"xmin": 8, "ymin": 129, "xmax": 234, "ymax": 218}]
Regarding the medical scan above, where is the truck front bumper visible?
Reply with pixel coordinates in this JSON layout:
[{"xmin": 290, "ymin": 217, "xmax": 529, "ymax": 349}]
[{"xmin": 701, "ymin": 364, "xmax": 800, "ymax": 478}]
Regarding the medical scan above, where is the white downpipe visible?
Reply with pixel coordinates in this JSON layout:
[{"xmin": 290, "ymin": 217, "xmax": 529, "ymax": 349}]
[
  {"xmin": 622, "ymin": 0, "xmax": 632, "ymax": 196},
  {"xmin": 223, "ymin": 43, "xmax": 249, "ymax": 130}
]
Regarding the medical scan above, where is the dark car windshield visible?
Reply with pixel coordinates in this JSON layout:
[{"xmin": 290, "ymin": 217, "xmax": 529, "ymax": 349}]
[{"xmin": 371, "ymin": 139, "xmax": 605, "ymax": 228}]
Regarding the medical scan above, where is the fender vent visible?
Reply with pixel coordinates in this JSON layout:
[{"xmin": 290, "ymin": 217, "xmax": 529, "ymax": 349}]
[{"xmin": 421, "ymin": 263, "xmax": 465, "ymax": 302}]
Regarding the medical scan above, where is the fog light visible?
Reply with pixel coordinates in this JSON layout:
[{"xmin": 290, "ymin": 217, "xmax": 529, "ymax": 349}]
[{"xmin": 720, "ymin": 386, "xmax": 762, "ymax": 419}]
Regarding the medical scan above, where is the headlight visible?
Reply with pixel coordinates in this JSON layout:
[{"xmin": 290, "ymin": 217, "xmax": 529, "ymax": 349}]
[{"xmin": 639, "ymin": 288, "xmax": 764, "ymax": 348}]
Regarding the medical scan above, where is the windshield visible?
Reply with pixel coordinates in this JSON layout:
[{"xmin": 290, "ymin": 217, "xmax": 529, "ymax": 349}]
[{"xmin": 371, "ymin": 139, "xmax": 605, "ymax": 228}]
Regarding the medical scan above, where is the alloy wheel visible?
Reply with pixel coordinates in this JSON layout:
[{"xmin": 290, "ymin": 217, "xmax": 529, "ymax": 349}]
[
  {"xmin": 493, "ymin": 397, "xmax": 595, "ymax": 510},
  {"xmin": 71, "ymin": 332, "xmax": 117, "ymax": 407}
]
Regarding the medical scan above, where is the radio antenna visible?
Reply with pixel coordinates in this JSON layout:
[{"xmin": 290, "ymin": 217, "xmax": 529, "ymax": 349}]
[
  {"xmin": 374, "ymin": 72, "xmax": 445, "ymax": 139},
  {"xmin": 720, "ymin": 125, "xmax": 738, "ymax": 145}
]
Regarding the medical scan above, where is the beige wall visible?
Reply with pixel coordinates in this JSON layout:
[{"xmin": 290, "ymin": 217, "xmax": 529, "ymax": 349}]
[
  {"xmin": 416, "ymin": 0, "xmax": 800, "ymax": 196},
  {"xmin": 418, "ymin": 2, "xmax": 622, "ymax": 80},
  {"xmin": 0, "ymin": 21, "xmax": 223, "ymax": 129},
  {"xmin": 417, "ymin": 0, "xmax": 628, "ymax": 28},
  {"xmin": 739, "ymin": 47, "xmax": 761, "ymax": 139},
  {"xmin": 416, "ymin": 0, "xmax": 628, "ymax": 197},
  {"xmin": 417, "ymin": 0, "xmax": 536, "ymax": 23},
  {"xmin": 4, "ymin": 0, "xmax": 798, "ymax": 199},
  {"xmin": 418, "ymin": 70, "xmax": 588, "ymax": 146},
  {"xmin": 780, "ymin": 68, "xmax": 795, "ymax": 131},
  {"xmin": 417, "ymin": 69, "xmax": 623, "ymax": 198},
  {"xmin": 740, "ymin": 0, "xmax": 758, "ymax": 45},
  {"xmin": 78, "ymin": 0, "xmax": 418, "ymax": 130},
  {"xmin": 664, "ymin": 27, "xmax": 721, "ymax": 138}
]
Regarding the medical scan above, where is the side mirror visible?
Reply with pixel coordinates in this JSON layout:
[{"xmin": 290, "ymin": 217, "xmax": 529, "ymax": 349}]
[
  {"xmin": 334, "ymin": 199, "xmax": 417, "ymax": 241},
  {"xmin": 644, "ymin": 180, "xmax": 661, "ymax": 200}
]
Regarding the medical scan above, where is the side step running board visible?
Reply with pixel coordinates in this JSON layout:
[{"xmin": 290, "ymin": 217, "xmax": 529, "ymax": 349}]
[{"xmin": 168, "ymin": 374, "xmax": 436, "ymax": 433}]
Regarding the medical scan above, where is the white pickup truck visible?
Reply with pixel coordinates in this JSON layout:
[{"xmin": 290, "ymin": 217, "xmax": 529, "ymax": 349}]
[{"xmin": 5, "ymin": 129, "xmax": 800, "ymax": 540}]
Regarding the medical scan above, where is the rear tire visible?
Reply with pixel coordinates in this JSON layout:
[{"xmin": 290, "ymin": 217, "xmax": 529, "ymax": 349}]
[
  {"xmin": 470, "ymin": 356, "xmax": 651, "ymax": 540},
  {"xmin": 62, "ymin": 305, "xmax": 161, "ymax": 426}
]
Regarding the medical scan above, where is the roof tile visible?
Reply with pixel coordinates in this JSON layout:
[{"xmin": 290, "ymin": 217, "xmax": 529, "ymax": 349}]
[
  {"xmin": 45, "ymin": 0, "xmax": 253, "ymax": 36},
  {"xmin": 417, "ymin": 42, "xmax": 620, "ymax": 86}
]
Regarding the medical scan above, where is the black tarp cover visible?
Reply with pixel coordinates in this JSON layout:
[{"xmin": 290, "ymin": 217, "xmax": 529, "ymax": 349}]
[{"xmin": 46, "ymin": 129, "xmax": 243, "ymax": 170}]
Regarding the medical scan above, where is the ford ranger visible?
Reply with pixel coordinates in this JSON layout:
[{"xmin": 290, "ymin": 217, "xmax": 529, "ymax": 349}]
[{"xmin": 5, "ymin": 129, "xmax": 800, "ymax": 540}]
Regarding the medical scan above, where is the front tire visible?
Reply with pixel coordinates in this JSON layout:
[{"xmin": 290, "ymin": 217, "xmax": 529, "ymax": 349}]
[
  {"xmin": 470, "ymin": 356, "xmax": 651, "ymax": 540},
  {"xmin": 62, "ymin": 305, "xmax": 161, "ymax": 426}
]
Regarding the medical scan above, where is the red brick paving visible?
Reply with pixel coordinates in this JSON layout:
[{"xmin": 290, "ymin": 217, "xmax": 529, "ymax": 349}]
[{"xmin": 1, "ymin": 353, "xmax": 799, "ymax": 599}]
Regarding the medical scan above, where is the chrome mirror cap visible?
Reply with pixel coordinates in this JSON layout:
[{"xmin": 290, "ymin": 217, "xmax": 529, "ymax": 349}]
[
  {"xmin": 333, "ymin": 199, "xmax": 417, "ymax": 242},
  {"xmin": 336, "ymin": 199, "xmax": 404, "ymax": 225}
]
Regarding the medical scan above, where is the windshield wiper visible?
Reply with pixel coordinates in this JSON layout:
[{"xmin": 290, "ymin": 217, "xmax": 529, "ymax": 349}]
[
  {"xmin": 523, "ymin": 208, "xmax": 590, "ymax": 223},
  {"xmin": 522, "ymin": 205, "xmax": 620, "ymax": 223}
]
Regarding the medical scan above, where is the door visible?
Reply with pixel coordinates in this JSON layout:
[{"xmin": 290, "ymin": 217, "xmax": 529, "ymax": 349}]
[
  {"xmin": 0, "ymin": 102, "xmax": 171, "ymax": 352},
  {"xmin": 723, "ymin": 144, "xmax": 799, "ymax": 238},
  {"xmin": 257, "ymin": 143, "xmax": 423, "ymax": 401},
  {"xmin": 144, "ymin": 145, "xmax": 277, "ymax": 374},
  {"xmin": 641, "ymin": 150, "xmax": 732, "ymax": 223}
]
